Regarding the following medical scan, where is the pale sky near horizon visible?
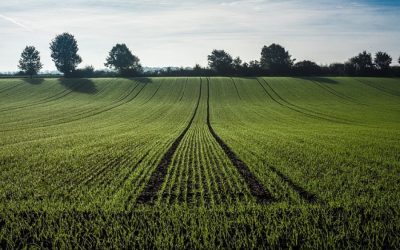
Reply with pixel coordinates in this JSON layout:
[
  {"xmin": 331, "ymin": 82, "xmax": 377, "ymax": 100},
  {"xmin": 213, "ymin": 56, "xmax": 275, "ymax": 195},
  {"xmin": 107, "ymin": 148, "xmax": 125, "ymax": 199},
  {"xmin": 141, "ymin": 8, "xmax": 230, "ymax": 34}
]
[{"xmin": 0, "ymin": 0, "xmax": 399, "ymax": 72}]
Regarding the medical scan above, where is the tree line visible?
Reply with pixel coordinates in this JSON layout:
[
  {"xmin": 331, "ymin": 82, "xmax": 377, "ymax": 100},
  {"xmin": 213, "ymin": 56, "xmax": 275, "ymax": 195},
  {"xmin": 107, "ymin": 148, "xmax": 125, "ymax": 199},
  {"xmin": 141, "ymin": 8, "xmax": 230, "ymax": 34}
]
[{"xmin": 16, "ymin": 32, "xmax": 400, "ymax": 78}]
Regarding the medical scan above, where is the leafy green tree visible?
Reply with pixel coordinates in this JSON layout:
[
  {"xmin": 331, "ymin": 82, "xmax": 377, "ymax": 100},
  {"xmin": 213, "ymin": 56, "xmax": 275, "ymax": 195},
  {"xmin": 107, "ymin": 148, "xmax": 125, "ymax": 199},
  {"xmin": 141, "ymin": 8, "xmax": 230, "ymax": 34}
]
[
  {"xmin": 260, "ymin": 44, "xmax": 294, "ymax": 74},
  {"xmin": 233, "ymin": 57, "xmax": 243, "ymax": 74},
  {"xmin": 329, "ymin": 63, "xmax": 345, "ymax": 75},
  {"xmin": 105, "ymin": 44, "xmax": 142, "ymax": 76},
  {"xmin": 207, "ymin": 50, "xmax": 233, "ymax": 75},
  {"xmin": 50, "ymin": 33, "xmax": 82, "ymax": 77},
  {"xmin": 293, "ymin": 60, "xmax": 321, "ymax": 76},
  {"xmin": 349, "ymin": 51, "xmax": 373, "ymax": 74},
  {"xmin": 374, "ymin": 52, "xmax": 392, "ymax": 71},
  {"xmin": 18, "ymin": 46, "xmax": 42, "ymax": 78}
]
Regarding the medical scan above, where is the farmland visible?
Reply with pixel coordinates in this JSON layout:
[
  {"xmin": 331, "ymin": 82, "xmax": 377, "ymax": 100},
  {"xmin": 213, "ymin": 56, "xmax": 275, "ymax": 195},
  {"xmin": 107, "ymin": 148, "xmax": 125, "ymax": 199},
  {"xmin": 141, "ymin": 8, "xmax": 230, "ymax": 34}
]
[{"xmin": 0, "ymin": 77, "xmax": 399, "ymax": 248}]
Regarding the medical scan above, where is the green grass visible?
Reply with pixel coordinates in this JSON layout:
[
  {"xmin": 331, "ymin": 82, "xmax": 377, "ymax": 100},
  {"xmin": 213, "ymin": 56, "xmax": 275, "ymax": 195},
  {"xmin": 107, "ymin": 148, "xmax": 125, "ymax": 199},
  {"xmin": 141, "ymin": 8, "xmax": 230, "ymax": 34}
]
[{"xmin": 0, "ymin": 77, "xmax": 399, "ymax": 248}]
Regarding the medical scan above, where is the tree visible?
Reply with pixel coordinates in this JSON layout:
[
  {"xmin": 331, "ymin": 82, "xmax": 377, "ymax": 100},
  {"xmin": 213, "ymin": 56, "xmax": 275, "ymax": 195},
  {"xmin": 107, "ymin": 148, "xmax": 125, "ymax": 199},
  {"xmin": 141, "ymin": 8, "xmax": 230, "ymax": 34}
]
[
  {"xmin": 374, "ymin": 52, "xmax": 392, "ymax": 71},
  {"xmin": 18, "ymin": 46, "xmax": 42, "ymax": 78},
  {"xmin": 398, "ymin": 56, "xmax": 400, "ymax": 64},
  {"xmin": 260, "ymin": 44, "xmax": 295, "ymax": 75},
  {"xmin": 329, "ymin": 63, "xmax": 345, "ymax": 75},
  {"xmin": 207, "ymin": 50, "xmax": 233, "ymax": 75},
  {"xmin": 105, "ymin": 44, "xmax": 142, "ymax": 76},
  {"xmin": 50, "ymin": 33, "xmax": 82, "ymax": 77},
  {"xmin": 348, "ymin": 51, "xmax": 373, "ymax": 74},
  {"xmin": 293, "ymin": 60, "xmax": 321, "ymax": 76},
  {"xmin": 233, "ymin": 57, "xmax": 243, "ymax": 74},
  {"xmin": 344, "ymin": 62, "xmax": 357, "ymax": 76}
]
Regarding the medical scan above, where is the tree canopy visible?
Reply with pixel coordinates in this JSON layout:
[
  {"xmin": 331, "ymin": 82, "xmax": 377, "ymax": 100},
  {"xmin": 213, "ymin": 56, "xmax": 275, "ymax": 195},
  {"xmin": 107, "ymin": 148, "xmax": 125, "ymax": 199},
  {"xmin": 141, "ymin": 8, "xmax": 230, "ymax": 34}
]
[
  {"xmin": 9, "ymin": 34, "xmax": 400, "ymax": 77},
  {"xmin": 50, "ymin": 33, "xmax": 82, "ymax": 77},
  {"xmin": 374, "ymin": 52, "xmax": 392, "ymax": 71},
  {"xmin": 208, "ymin": 50, "xmax": 233, "ymax": 75},
  {"xmin": 18, "ymin": 46, "xmax": 42, "ymax": 78},
  {"xmin": 105, "ymin": 44, "xmax": 142, "ymax": 76},
  {"xmin": 293, "ymin": 60, "xmax": 321, "ymax": 76},
  {"xmin": 260, "ymin": 44, "xmax": 294, "ymax": 74},
  {"xmin": 348, "ymin": 51, "xmax": 373, "ymax": 74}
]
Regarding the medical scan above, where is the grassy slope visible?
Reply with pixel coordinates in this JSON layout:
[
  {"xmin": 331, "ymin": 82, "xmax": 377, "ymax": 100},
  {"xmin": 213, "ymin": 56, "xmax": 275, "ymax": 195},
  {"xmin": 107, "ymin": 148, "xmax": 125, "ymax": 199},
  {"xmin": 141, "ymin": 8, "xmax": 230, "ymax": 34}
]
[
  {"xmin": 211, "ymin": 77, "xmax": 400, "ymax": 206},
  {"xmin": 0, "ymin": 77, "xmax": 399, "ymax": 248}
]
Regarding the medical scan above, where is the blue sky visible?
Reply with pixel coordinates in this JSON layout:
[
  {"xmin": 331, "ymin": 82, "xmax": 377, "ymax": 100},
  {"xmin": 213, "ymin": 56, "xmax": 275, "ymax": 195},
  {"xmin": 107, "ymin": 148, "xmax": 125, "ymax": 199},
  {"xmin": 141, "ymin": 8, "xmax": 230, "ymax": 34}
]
[{"xmin": 0, "ymin": 0, "xmax": 399, "ymax": 71}]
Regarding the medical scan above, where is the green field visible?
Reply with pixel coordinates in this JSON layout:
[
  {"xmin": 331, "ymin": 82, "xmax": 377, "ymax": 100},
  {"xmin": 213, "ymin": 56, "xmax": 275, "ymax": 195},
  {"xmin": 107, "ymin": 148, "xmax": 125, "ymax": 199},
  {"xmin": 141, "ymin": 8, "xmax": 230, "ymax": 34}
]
[{"xmin": 0, "ymin": 77, "xmax": 399, "ymax": 248}]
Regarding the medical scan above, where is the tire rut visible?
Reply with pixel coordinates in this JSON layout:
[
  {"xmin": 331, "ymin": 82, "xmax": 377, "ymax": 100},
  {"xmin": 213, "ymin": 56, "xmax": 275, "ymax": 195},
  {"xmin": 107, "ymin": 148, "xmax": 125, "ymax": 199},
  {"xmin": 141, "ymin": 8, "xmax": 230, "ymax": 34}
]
[
  {"xmin": 0, "ymin": 82, "xmax": 24, "ymax": 94},
  {"xmin": 231, "ymin": 77, "xmax": 242, "ymax": 100},
  {"xmin": 179, "ymin": 78, "xmax": 188, "ymax": 102},
  {"xmin": 256, "ymin": 78, "xmax": 353, "ymax": 124},
  {"xmin": 356, "ymin": 79, "xmax": 400, "ymax": 98},
  {"xmin": 311, "ymin": 80, "xmax": 365, "ymax": 105},
  {"xmin": 136, "ymin": 79, "xmax": 203, "ymax": 204},
  {"xmin": 0, "ymin": 83, "xmax": 145, "ymax": 133},
  {"xmin": 206, "ymin": 78, "xmax": 275, "ymax": 204},
  {"xmin": 0, "ymin": 82, "xmax": 80, "ymax": 113},
  {"xmin": 261, "ymin": 78, "xmax": 358, "ymax": 121},
  {"xmin": 141, "ymin": 81, "xmax": 163, "ymax": 105},
  {"xmin": 267, "ymin": 164, "xmax": 320, "ymax": 203}
]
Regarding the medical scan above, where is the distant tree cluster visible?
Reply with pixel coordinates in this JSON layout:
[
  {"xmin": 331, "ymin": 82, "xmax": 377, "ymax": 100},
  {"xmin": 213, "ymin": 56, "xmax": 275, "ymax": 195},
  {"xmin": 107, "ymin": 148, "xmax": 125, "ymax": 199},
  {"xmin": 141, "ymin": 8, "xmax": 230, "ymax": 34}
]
[
  {"xmin": 17, "ymin": 33, "xmax": 142, "ymax": 78},
  {"xmin": 206, "ymin": 46, "xmax": 400, "ymax": 77},
  {"xmin": 15, "ymin": 33, "xmax": 400, "ymax": 77}
]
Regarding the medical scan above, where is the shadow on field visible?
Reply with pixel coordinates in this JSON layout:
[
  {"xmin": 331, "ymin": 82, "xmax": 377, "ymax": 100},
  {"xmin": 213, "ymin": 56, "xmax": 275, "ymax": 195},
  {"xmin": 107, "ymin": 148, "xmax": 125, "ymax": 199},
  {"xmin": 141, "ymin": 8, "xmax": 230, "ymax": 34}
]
[
  {"xmin": 122, "ymin": 77, "xmax": 153, "ymax": 85},
  {"xmin": 134, "ymin": 77, "xmax": 153, "ymax": 84},
  {"xmin": 22, "ymin": 78, "xmax": 44, "ymax": 85},
  {"xmin": 295, "ymin": 77, "xmax": 338, "ymax": 84},
  {"xmin": 58, "ymin": 78, "xmax": 98, "ymax": 94}
]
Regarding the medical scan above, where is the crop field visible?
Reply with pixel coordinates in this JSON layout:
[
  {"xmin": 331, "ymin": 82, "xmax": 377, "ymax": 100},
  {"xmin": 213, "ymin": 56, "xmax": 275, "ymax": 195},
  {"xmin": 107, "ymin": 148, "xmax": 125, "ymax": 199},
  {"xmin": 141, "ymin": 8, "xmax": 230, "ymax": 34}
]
[{"xmin": 0, "ymin": 77, "xmax": 399, "ymax": 248}]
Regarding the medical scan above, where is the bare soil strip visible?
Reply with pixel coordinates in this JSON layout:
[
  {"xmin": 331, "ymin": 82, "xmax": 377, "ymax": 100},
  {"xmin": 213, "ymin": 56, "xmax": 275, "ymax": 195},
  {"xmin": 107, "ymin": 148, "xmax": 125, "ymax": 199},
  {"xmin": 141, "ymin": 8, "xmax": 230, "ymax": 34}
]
[
  {"xmin": 206, "ymin": 78, "xmax": 275, "ymax": 204},
  {"xmin": 136, "ymin": 80, "xmax": 203, "ymax": 204}
]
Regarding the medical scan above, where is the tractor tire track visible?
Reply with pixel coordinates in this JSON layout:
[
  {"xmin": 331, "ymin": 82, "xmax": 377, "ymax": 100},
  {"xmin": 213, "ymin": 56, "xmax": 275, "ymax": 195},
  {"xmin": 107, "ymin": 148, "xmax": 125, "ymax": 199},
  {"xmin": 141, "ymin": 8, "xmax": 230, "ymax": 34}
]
[
  {"xmin": 311, "ymin": 80, "xmax": 365, "ymax": 105},
  {"xmin": 136, "ymin": 79, "xmax": 202, "ymax": 204},
  {"xmin": 206, "ymin": 78, "xmax": 274, "ymax": 204},
  {"xmin": 179, "ymin": 78, "xmax": 188, "ymax": 102},
  {"xmin": 0, "ymin": 83, "xmax": 145, "ymax": 133},
  {"xmin": 256, "ymin": 78, "xmax": 353, "ymax": 124},
  {"xmin": 356, "ymin": 79, "xmax": 400, "ymax": 98},
  {"xmin": 231, "ymin": 77, "xmax": 242, "ymax": 100},
  {"xmin": 141, "ymin": 81, "xmax": 163, "ymax": 105},
  {"xmin": 118, "ymin": 151, "xmax": 150, "ymax": 187},
  {"xmin": 208, "ymin": 78, "xmax": 320, "ymax": 204},
  {"xmin": 0, "ymin": 86, "xmax": 134, "ymax": 131},
  {"xmin": 124, "ymin": 142, "xmax": 174, "ymax": 209},
  {"xmin": 0, "ymin": 82, "xmax": 81, "ymax": 113},
  {"xmin": 0, "ymin": 82, "xmax": 24, "ymax": 94},
  {"xmin": 261, "ymin": 78, "xmax": 357, "ymax": 123},
  {"xmin": 108, "ymin": 150, "xmax": 151, "ymax": 198},
  {"xmin": 267, "ymin": 164, "xmax": 320, "ymax": 203}
]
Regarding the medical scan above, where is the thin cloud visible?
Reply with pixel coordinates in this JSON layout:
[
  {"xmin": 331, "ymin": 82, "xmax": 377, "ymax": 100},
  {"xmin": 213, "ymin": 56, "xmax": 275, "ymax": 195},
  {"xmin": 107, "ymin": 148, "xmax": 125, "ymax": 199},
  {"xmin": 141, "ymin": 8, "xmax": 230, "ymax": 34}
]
[
  {"xmin": 0, "ymin": 0, "xmax": 399, "ymax": 71},
  {"xmin": 0, "ymin": 14, "xmax": 33, "ymax": 32}
]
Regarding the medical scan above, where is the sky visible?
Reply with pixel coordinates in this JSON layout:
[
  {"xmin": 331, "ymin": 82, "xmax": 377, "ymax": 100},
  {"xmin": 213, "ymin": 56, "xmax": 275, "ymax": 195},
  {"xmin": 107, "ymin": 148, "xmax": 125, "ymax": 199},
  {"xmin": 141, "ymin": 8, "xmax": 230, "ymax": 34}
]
[{"xmin": 0, "ymin": 0, "xmax": 399, "ymax": 72}]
